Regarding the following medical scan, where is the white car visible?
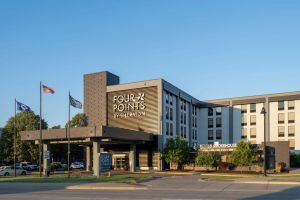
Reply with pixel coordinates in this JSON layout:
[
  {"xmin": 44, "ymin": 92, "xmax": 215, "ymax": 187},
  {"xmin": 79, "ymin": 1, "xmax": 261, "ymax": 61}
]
[
  {"xmin": 0, "ymin": 166, "xmax": 28, "ymax": 176},
  {"xmin": 70, "ymin": 162, "xmax": 85, "ymax": 169},
  {"xmin": 17, "ymin": 162, "xmax": 38, "ymax": 171}
]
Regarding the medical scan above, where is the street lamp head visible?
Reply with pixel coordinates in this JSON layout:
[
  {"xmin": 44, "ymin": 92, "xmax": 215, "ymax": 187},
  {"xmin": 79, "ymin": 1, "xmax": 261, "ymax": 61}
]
[{"xmin": 261, "ymin": 107, "xmax": 266, "ymax": 114}]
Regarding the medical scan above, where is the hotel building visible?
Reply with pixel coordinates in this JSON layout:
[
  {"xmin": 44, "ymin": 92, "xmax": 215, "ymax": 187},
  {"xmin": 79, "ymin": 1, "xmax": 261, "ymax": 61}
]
[{"xmin": 21, "ymin": 71, "xmax": 299, "ymax": 175}]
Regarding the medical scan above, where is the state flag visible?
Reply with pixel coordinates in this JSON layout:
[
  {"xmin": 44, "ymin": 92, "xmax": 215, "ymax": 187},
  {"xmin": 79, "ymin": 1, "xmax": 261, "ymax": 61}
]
[
  {"xmin": 16, "ymin": 101, "xmax": 31, "ymax": 112},
  {"xmin": 69, "ymin": 95, "xmax": 82, "ymax": 109}
]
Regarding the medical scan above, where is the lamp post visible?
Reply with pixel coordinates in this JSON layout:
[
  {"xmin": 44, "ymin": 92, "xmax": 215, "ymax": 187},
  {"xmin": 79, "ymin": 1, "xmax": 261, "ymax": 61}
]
[{"xmin": 260, "ymin": 107, "xmax": 267, "ymax": 176}]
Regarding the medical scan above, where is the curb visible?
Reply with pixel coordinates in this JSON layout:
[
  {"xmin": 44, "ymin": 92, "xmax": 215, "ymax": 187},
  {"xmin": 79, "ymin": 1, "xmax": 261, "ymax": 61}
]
[
  {"xmin": 237, "ymin": 181, "xmax": 300, "ymax": 185},
  {"xmin": 65, "ymin": 185, "xmax": 148, "ymax": 190}
]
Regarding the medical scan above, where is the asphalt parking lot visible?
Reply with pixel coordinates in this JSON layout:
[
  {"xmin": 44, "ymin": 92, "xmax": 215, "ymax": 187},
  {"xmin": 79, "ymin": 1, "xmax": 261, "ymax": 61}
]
[{"xmin": 1, "ymin": 174, "xmax": 300, "ymax": 200}]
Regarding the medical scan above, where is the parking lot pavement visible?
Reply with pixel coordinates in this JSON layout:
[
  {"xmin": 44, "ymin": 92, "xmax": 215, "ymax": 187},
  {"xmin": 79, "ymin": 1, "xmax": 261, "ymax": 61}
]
[{"xmin": 1, "ymin": 174, "xmax": 300, "ymax": 199}]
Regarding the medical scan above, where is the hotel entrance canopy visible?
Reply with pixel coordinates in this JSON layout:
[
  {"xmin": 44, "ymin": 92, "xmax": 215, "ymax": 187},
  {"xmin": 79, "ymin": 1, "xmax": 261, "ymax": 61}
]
[{"xmin": 21, "ymin": 126, "xmax": 154, "ymax": 144}]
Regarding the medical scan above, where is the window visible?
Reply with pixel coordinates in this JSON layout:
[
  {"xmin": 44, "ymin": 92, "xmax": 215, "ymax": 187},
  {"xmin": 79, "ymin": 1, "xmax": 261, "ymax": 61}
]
[
  {"xmin": 216, "ymin": 117, "xmax": 222, "ymax": 128},
  {"xmin": 169, "ymin": 94, "xmax": 173, "ymax": 105},
  {"xmin": 278, "ymin": 126, "xmax": 285, "ymax": 137},
  {"xmin": 208, "ymin": 108, "xmax": 213, "ymax": 116},
  {"xmin": 288, "ymin": 101, "xmax": 295, "ymax": 110},
  {"xmin": 180, "ymin": 112, "xmax": 183, "ymax": 124},
  {"xmin": 216, "ymin": 130, "xmax": 222, "ymax": 140},
  {"xmin": 170, "ymin": 108, "xmax": 173, "ymax": 121},
  {"xmin": 250, "ymin": 103, "xmax": 256, "ymax": 113},
  {"xmin": 250, "ymin": 115, "xmax": 256, "ymax": 125},
  {"xmin": 180, "ymin": 126, "xmax": 183, "ymax": 137},
  {"xmin": 166, "ymin": 93, "xmax": 169, "ymax": 104},
  {"xmin": 194, "ymin": 117, "xmax": 197, "ymax": 127},
  {"xmin": 194, "ymin": 130, "xmax": 197, "ymax": 140},
  {"xmin": 242, "ymin": 114, "xmax": 247, "ymax": 126},
  {"xmin": 166, "ymin": 122, "xmax": 169, "ymax": 136},
  {"xmin": 208, "ymin": 130, "xmax": 214, "ymax": 140},
  {"xmin": 166, "ymin": 107, "xmax": 169, "ymax": 120},
  {"xmin": 216, "ymin": 107, "xmax": 222, "ymax": 115},
  {"xmin": 250, "ymin": 128, "xmax": 256, "ymax": 138},
  {"xmin": 184, "ymin": 113, "xmax": 186, "ymax": 125},
  {"xmin": 288, "ymin": 126, "xmax": 295, "ymax": 137},
  {"xmin": 241, "ymin": 128, "xmax": 247, "ymax": 139},
  {"xmin": 184, "ymin": 127, "xmax": 186, "ymax": 138},
  {"xmin": 278, "ymin": 113, "xmax": 285, "ymax": 124},
  {"xmin": 241, "ymin": 105, "xmax": 247, "ymax": 113},
  {"xmin": 288, "ymin": 112, "xmax": 295, "ymax": 123},
  {"xmin": 289, "ymin": 139, "xmax": 295, "ymax": 150},
  {"xmin": 208, "ymin": 118, "xmax": 213, "ymax": 128},
  {"xmin": 278, "ymin": 101, "xmax": 285, "ymax": 111},
  {"xmin": 170, "ymin": 123, "xmax": 173, "ymax": 136}
]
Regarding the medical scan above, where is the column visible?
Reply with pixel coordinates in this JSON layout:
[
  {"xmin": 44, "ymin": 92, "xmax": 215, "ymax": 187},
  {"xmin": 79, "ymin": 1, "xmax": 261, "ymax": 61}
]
[
  {"xmin": 129, "ymin": 144, "xmax": 136, "ymax": 173},
  {"xmin": 93, "ymin": 141, "xmax": 101, "ymax": 177},
  {"xmin": 43, "ymin": 143, "xmax": 51, "ymax": 176},
  {"xmin": 86, "ymin": 146, "xmax": 91, "ymax": 172}
]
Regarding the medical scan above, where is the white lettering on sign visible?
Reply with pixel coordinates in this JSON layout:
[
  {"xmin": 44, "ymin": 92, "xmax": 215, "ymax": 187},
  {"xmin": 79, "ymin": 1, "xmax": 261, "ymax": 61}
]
[{"xmin": 112, "ymin": 93, "xmax": 146, "ymax": 118}]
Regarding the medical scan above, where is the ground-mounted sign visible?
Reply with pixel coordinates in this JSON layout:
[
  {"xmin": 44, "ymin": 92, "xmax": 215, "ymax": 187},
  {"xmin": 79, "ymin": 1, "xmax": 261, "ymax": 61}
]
[{"xmin": 100, "ymin": 153, "xmax": 111, "ymax": 172}]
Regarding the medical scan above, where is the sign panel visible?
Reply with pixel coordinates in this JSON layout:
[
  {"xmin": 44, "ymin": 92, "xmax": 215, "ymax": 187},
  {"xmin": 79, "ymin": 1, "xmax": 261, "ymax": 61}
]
[
  {"xmin": 44, "ymin": 150, "xmax": 50, "ymax": 160},
  {"xmin": 100, "ymin": 153, "xmax": 111, "ymax": 172},
  {"xmin": 107, "ymin": 86, "xmax": 158, "ymax": 133}
]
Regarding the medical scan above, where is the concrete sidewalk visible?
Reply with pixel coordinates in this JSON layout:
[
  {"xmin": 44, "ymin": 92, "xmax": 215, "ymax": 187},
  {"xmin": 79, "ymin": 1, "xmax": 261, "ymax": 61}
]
[{"xmin": 65, "ymin": 183, "xmax": 148, "ymax": 190}]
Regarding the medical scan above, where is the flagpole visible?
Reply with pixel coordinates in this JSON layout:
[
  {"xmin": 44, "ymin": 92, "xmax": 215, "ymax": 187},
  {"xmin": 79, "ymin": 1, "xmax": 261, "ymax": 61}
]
[
  {"xmin": 14, "ymin": 98, "xmax": 17, "ymax": 177},
  {"xmin": 39, "ymin": 81, "xmax": 42, "ymax": 177},
  {"xmin": 67, "ymin": 91, "xmax": 71, "ymax": 179}
]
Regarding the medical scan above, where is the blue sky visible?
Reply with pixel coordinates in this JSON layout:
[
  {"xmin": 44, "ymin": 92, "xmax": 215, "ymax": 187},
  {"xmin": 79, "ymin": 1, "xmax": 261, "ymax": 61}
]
[{"xmin": 1, "ymin": 0, "xmax": 300, "ymax": 128}]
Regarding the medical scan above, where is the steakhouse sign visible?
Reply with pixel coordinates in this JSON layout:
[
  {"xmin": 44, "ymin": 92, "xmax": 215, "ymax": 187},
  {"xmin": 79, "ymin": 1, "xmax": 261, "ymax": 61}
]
[{"xmin": 112, "ymin": 93, "xmax": 146, "ymax": 118}]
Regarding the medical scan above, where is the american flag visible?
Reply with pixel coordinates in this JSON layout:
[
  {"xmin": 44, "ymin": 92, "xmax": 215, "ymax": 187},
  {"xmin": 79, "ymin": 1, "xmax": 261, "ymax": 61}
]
[{"xmin": 42, "ymin": 85, "xmax": 55, "ymax": 94}]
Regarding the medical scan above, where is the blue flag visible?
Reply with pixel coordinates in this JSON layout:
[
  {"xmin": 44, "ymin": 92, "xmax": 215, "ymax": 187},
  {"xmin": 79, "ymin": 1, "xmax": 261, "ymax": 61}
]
[
  {"xmin": 69, "ymin": 95, "xmax": 82, "ymax": 109},
  {"xmin": 16, "ymin": 101, "xmax": 31, "ymax": 112}
]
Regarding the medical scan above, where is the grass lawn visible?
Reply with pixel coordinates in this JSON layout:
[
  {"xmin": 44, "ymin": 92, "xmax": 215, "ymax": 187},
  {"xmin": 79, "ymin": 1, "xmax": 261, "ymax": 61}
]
[{"xmin": 0, "ymin": 174, "xmax": 152, "ymax": 184}]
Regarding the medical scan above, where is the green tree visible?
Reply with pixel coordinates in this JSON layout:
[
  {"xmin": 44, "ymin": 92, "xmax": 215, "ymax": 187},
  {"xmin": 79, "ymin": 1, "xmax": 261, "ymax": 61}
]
[
  {"xmin": 0, "ymin": 111, "xmax": 48, "ymax": 164},
  {"xmin": 51, "ymin": 125, "xmax": 61, "ymax": 129},
  {"xmin": 195, "ymin": 151, "xmax": 221, "ymax": 171},
  {"xmin": 161, "ymin": 136, "xmax": 190, "ymax": 170},
  {"xmin": 65, "ymin": 113, "xmax": 88, "ymax": 128},
  {"xmin": 231, "ymin": 141, "xmax": 256, "ymax": 172}
]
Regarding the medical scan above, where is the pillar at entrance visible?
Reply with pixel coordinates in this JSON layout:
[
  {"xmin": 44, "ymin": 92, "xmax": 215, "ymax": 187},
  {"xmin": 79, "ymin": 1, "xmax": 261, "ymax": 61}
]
[
  {"xmin": 93, "ymin": 142, "xmax": 101, "ymax": 177},
  {"xmin": 43, "ymin": 143, "xmax": 50, "ymax": 176},
  {"xmin": 129, "ymin": 144, "xmax": 136, "ymax": 173},
  {"xmin": 86, "ymin": 146, "xmax": 91, "ymax": 172}
]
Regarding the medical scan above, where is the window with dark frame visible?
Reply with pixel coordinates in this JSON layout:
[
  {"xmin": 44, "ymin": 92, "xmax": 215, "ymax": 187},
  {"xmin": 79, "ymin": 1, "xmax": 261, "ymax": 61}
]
[
  {"xmin": 288, "ymin": 100, "xmax": 295, "ymax": 110},
  {"xmin": 278, "ymin": 113, "xmax": 285, "ymax": 124},
  {"xmin": 216, "ymin": 107, "xmax": 222, "ymax": 115},
  {"xmin": 208, "ymin": 107, "xmax": 213, "ymax": 116},
  {"xmin": 250, "ymin": 128, "xmax": 256, "ymax": 138},
  {"xmin": 250, "ymin": 115, "xmax": 256, "ymax": 125},
  {"xmin": 208, "ymin": 118, "xmax": 214, "ymax": 128},
  {"xmin": 216, "ymin": 117, "xmax": 222, "ymax": 127},
  {"xmin": 288, "ymin": 112, "xmax": 295, "ymax": 123},
  {"xmin": 241, "ymin": 105, "xmax": 247, "ymax": 113},
  {"xmin": 278, "ymin": 101, "xmax": 285, "ymax": 111},
  {"xmin": 288, "ymin": 126, "xmax": 295, "ymax": 137},
  {"xmin": 278, "ymin": 126, "xmax": 285, "ymax": 137},
  {"xmin": 242, "ymin": 114, "xmax": 247, "ymax": 126},
  {"xmin": 216, "ymin": 130, "xmax": 222, "ymax": 140},
  {"xmin": 250, "ymin": 103, "xmax": 256, "ymax": 113},
  {"xmin": 208, "ymin": 130, "xmax": 214, "ymax": 140}
]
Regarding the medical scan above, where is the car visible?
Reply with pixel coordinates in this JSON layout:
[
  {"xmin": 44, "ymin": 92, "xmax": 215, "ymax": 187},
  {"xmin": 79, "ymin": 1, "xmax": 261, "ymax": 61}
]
[
  {"xmin": 0, "ymin": 166, "xmax": 28, "ymax": 176},
  {"xmin": 16, "ymin": 162, "xmax": 38, "ymax": 171},
  {"xmin": 70, "ymin": 161, "xmax": 85, "ymax": 169}
]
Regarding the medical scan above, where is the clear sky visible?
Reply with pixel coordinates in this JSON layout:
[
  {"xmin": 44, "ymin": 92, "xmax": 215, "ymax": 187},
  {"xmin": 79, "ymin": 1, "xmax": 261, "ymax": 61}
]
[{"xmin": 1, "ymin": 0, "xmax": 300, "ymax": 128}]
